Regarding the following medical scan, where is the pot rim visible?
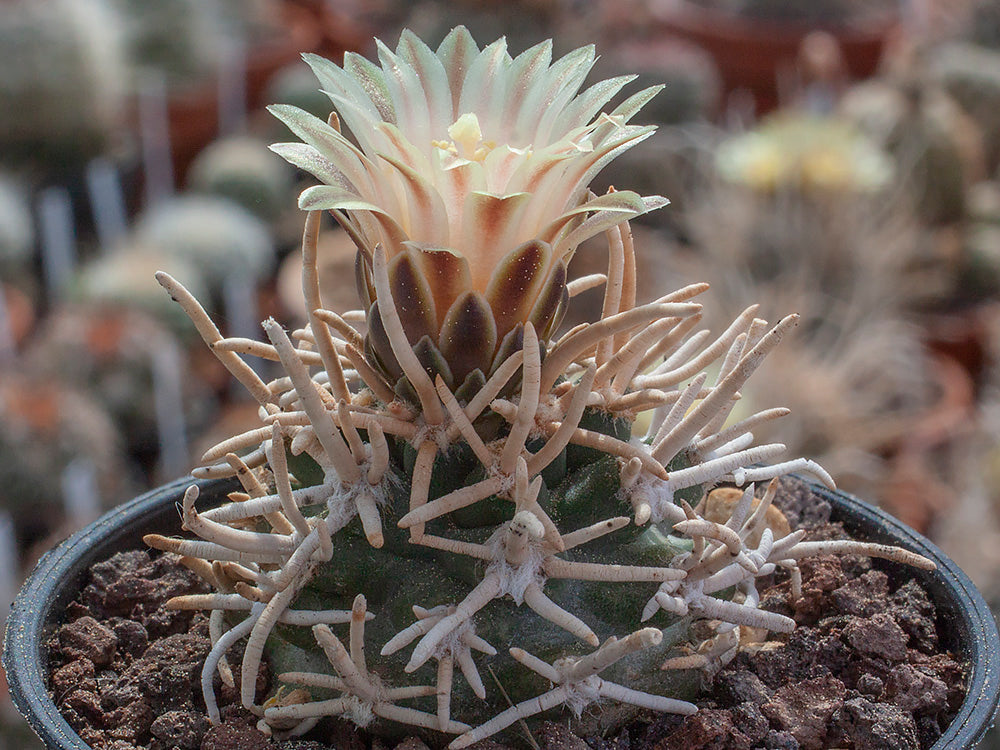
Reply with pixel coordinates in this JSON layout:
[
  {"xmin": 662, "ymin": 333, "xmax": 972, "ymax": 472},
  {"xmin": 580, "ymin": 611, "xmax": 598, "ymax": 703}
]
[{"xmin": 4, "ymin": 477, "xmax": 998, "ymax": 749}]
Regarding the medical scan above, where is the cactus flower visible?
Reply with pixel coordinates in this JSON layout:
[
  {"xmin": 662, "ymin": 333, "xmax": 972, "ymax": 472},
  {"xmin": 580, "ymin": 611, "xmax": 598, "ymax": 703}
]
[{"xmin": 269, "ymin": 27, "xmax": 666, "ymax": 396}]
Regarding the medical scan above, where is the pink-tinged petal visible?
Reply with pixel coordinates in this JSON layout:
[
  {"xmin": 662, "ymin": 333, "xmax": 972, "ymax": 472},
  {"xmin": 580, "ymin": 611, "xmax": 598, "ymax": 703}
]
[
  {"xmin": 527, "ymin": 259, "xmax": 567, "ymax": 339},
  {"xmin": 342, "ymin": 51, "xmax": 397, "ymax": 124},
  {"xmin": 458, "ymin": 37, "xmax": 511, "ymax": 136},
  {"xmin": 267, "ymin": 105, "xmax": 377, "ymax": 195},
  {"xmin": 376, "ymin": 153, "xmax": 450, "ymax": 243},
  {"xmin": 460, "ymin": 191, "xmax": 533, "ymax": 289},
  {"xmin": 436, "ymin": 26, "xmax": 480, "ymax": 120},
  {"xmin": 269, "ymin": 143, "xmax": 356, "ymax": 194},
  {"xmin": 592, "ymin": 85, "xmax": 665, "ymax": 146},
  {"xmin": 555, "ymin": 74, "xmax": 637, "ymax": 140},
  {"xmin": 301, "ymin": 53, "xmax": 383, "ymax": 138},
  {"xmin": 372, "ymin": 122, "xmax": 434, "ymax": 176},
  {"xmin": 499, "ymin": 39, "xmax": 553, "ymax": 143},
  {"xmin": 407, "ymin": 245, "xmax": 472, "ymax": 327},
  {"xmin": 553, "ymin": 195, "xmax": 669, "ymax": 259},
  {"xmin": 375, "ymin": 38, "xmax": 431, "ymax": 145},
  {"xmin": 482, "ymin": 145, "xmax": 531, "ymax": 195},
  {"xmin": 438, "ymin": 291, "xmax": 498, "ymax": 385},
  {"xmin": 535, "ymin": 52, "xmax": 601, "ymax": 147},
  {"xmin": 485, "ymin": 239, "xmax": 552, "ymax": 337},
  {"xmin": 354, "ymin": 211, "xmax": 403, "ymax": 258},
  {"xmin": 435, "ymin": 156, "xmax": 487, "ymax": 241},
  {"xmin": 396, "ymin": 29, "xmax": 453, "ymax": 134},
  {"xmin": 517, "ymin": 44, "xmax": 595, "ymax": 143},
  {"xmin": 388, "ymin": 250, "xmax": 438, "ymax": 345},
  {"xmin": 536, "ymin": 189, "xmax": 650, "ymax": 252},
  {"xmin": 520, "ymin": 125, "xmax": 657, "ymax": 235},
  {"xmin": 298, "ymin": 186, "xmax": 411, "ymax": 254},
  {"xmin": 505, "ymin": 148, "xmax": 575, "ymax": 197}
]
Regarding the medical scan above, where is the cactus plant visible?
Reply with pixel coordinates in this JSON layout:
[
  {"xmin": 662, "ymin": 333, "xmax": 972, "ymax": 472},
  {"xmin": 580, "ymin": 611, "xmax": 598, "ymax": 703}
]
[
  {"xmin": 0, "ymin": 0, "xmax": 126, "ymax": 171},
  {"xmin": 0, "ymin": 371, "xmax": 133, "ymax": 551},
  {"xmin": 72, "ymin": 245, "xmax": 211, "ymax": 337},
  {"xmin": 132, "ymin": 196, "xmax": 275, "ymax": 290},
  {"xmin": 188, "ymin": 136, "xmax": 296, "ymax": 223},
  {"xmin": 0, "ymin": 173, "xmax": 35, "ymax": 283},
  {"xmin": 930, "ymin": 42, "xmax": 1000, "ymax": 175},
  {"xmin": 101, "ymin": 0, "xmax": 229, "ymax": 86},
  {"xmin": 148, "ymin": 28, "xmax": 935, "ymax": 745}
]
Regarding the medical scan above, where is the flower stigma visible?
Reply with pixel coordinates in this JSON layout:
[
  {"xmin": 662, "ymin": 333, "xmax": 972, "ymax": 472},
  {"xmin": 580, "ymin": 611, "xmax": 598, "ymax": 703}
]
[{"xmin": 433, "ymin": 113, "xmax": 498, "ymax": 162}]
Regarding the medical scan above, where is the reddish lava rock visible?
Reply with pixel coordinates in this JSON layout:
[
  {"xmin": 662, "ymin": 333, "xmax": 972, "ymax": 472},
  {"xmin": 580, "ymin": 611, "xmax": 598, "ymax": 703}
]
[{"xmin": 761, "ymin": 675, "xmax": 845, "ymax": 750}]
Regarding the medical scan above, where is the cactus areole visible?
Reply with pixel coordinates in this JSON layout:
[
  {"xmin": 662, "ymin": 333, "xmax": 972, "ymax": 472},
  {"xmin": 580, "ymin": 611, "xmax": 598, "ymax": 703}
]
[{"xmin": 150, "ymin": 27, "xmax": 935, "ymax": 745}]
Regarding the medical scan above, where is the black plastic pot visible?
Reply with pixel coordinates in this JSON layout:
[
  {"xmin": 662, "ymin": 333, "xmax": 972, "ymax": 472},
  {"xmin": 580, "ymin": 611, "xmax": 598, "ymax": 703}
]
[{"xmin": 4, "ymin": 477, "xmax": 999, "ymax": 749}]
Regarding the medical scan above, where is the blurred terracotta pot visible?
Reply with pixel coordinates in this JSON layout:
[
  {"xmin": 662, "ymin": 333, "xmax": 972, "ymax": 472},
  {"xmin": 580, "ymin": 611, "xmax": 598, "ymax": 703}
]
[{"xmin": 648, "ymin": 0, "xmax": 899, "ymax": 113}]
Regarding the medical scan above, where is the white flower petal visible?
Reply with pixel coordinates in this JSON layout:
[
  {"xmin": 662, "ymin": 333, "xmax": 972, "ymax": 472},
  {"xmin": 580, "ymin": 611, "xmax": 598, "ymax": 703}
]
[
  {"xmin": 436, "ymin": 26, "xmax": 481, "ymax": 118},
  {"xmin": 376, "ymin": 38, "xmax": 432, "ymax": 147},
  {"xmin": 557, "ymin": 75, "xmax": 637, "ymax": 140},
  {"xmin": 396, "ymin": 29, "xmax": 454, "ymax": 134},
  {"xmin": 458, "ymin": 37, "xmax": 511, "ymax": 136}
]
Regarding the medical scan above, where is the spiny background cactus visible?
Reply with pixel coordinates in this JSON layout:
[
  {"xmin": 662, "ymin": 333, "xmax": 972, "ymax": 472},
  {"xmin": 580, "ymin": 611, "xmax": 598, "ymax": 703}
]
[
  {"xmin": 101, "ymin": 0, "xmax": 277, "ymax": 87},
  {"xmin": 0, "ymin": 0, "xmax": 126, "ymax": 172},
  {"xmin": 132, "ymin": 196, "xmax": 276, "ymax": 291},
  {"xmin": 188, "ymin": 135, "xmax": 297, "ymax": 224},
  {"xmin": 148, "ymin": 28, "xmax": 934, "ymax": 745}
]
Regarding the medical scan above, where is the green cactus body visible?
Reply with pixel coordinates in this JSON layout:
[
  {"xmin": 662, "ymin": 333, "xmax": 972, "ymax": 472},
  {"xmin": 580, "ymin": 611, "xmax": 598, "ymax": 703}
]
[{"xmin": 267, "ymin": 428, "xmax": 701, "ymax": 731}]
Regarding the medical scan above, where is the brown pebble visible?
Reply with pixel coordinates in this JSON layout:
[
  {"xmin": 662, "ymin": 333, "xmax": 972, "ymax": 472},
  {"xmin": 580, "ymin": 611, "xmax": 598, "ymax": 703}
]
[
  {"xmin": 761, "ymin": 675, "xmax": 845, "ymax": 750},
  {"xmin": 58, "ymin": 616, "xmax": 118, "ymax": 667},
  {"xmin": 831, "ymin": 570, "xmax": 889, "ymax": 616},
  {"xmin": 51, "ymin": 658, "xmax": 97, "ymax": 700},
  {"xmin": 106, "ymin": 699, "xmax": 155, "ymax": 741},
  {"xmin": 883, "ymin": 663, "xmax": 948, "ymax": 713},
  {"xmin": 831, "ymin": 696, "xmax": 919, "ymax": 750},
  {"xmin": 62, "ymin": 688, "xmax": 105, "ymax": 725},
  {"xmin": 843, "ymin": 612, "xmax": 908, "ymax": 662},
  {"xmin": 108, "ymin": 617, "xmax": 149, "ymax": 659},
  {"xmin": 653, "ymin": 708, "xmax": 739, "ymax": 750}
]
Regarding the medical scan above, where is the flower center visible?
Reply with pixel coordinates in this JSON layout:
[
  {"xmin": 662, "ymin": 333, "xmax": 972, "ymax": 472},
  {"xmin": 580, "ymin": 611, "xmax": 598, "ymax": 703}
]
[{"xmin": 433, "ymin": 113, "xmax": 497, "ymax": 162}]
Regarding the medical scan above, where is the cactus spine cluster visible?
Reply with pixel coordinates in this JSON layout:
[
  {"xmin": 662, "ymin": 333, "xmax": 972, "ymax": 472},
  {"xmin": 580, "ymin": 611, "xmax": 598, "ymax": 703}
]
[{"xmin": 148, "ymin": 27, "xmax": 935, "ymax": 746}]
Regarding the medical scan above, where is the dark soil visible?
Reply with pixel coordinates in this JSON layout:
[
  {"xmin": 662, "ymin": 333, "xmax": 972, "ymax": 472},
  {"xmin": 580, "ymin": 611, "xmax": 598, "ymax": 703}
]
[
  {"xmin": 45, "ymin": 479, "xmax": 965, "ymax": 750},
  {"xmin": 632, "ymin": 480, "xmax": 965, "ymax": 750}
]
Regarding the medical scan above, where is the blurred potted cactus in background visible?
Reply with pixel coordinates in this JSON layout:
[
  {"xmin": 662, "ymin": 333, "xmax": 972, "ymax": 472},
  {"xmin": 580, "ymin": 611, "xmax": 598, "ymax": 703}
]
[
  {"xmin": 0, "ymin": 371, "xmax": 134, "ymax": 563},
  {"xmin": 0, "ymin": 0, "xmax": 127, "ymax": 181},
  {"xmin": 642, "ymin": 0, "xmax": 901, "ymax": 114}
]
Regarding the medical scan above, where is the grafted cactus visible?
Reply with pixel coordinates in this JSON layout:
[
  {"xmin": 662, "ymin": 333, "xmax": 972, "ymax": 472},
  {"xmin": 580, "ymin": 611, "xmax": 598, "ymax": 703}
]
[{"xmin": 148, "ymin": 27, "xmax": 934, "ymax": 746}]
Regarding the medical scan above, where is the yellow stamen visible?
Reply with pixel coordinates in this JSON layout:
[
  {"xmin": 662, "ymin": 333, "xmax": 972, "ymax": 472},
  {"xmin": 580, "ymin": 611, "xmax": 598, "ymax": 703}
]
[{"xmin": 434, "ymin": 113, "xmax": 497, "ymax": 162}]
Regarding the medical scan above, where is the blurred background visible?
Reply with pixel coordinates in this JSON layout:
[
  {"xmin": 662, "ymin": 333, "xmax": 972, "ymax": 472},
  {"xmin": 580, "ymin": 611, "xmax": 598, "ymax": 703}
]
[{"xmin": 2, "ymin": 0, "xmax": 1000, "ymax": 746}]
